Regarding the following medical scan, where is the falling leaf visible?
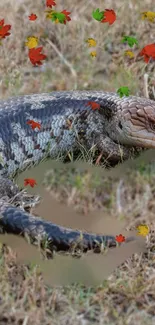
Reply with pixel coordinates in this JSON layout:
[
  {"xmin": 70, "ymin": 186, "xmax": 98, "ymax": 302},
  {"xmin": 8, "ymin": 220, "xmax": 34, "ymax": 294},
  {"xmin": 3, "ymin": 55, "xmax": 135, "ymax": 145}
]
[
  {"xmin": 117, "ymin": 87, "xmax": 130, "ymax": 98},
  {"xmin": 136, "ymin": 225, "xmax": 149, "ymax": 237},
  {"xmin": 28, "ymin": 47, "xmax": 47, "ymax": 66},
  {"xmin": 115, "ymin": 234, "xmax": 126, "ymax": 243},
  {"xmin": 86, "ymin": 38, "xmax": 97, "ymax": 47},
  {"xmin": 45, "ymin": 9, "xmax": 55, "ymax": 19},
  {"xmin": 85, "ymin": 101, "xmax": 100, "ymax": 110},
  {"xmin": 138, "ymin": 43, "xmax": 155, "ymax": 63},
  {"xmin": 24, "ymin": 178, "xmax": 37, "ymax": 188},
  {"xmin": 90, "ymin": 51, "xmax": 97, "ymax": 58},
  {"xmin": 0, "ymin": 19, "xmax": 11, "ymax": 39},
  {"xmin": 92, "ymin": 8, "xmax": 104, "ymax": 22},
  {"xmin": 101, "ymin": 9, "xmax": 116, "ymax": 25},
  {"xmin": 141, "ymin": 11, "xmax": 155, "ymax": 23},
  {"xmin": 25, "ymin": 36, "xmax": 39, "ymax": 49},
  {"xmin": 124, "ymin": 50, "xmax": 135, "ymax": 58},
  {"xmin": 26, "ymin": 120, "xmax": 41, "ymax": 130},
  {"xmin": 45, "ymin": 9, "xmax": 71, "ymax": 24},
  {"xmin": 29, "ymin": 13, "xmax": 37, "ymax": 21},
  {"xmin": 51, "ymin": 12, "xmax": 66, "ymax": 24},
  {"xmin": 61, "ymin": 9, "xmax": 71, "ymax": 24},
  {"xmin": 46, "ymin": 0, "xmax": 56, "ymax": 8},
  {"xmin": 121, "ymin": 35, "xmax": 138, "ymax": 48}
]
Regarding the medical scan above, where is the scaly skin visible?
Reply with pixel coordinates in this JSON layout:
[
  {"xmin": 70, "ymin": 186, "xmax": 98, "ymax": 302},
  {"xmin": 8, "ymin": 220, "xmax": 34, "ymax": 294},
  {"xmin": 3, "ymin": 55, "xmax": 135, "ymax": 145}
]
[{"xmin": 0, "ymin": 90, "xmax": 154, "ymax": 253}]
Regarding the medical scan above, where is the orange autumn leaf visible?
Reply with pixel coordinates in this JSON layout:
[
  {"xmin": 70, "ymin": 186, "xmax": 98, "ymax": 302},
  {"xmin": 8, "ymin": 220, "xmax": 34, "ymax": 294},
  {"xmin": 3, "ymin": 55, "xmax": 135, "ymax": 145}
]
[
  {"xmin": 85, "ymin": 101, "xmax": 100, "ymax": 110},
  {"xmin": 29, "ymin": 13, "xmax": 37, "ymax": 21},
  {"xmin": 0, "ymin": 19, "xmax": 11, "ymax": 39},
  {"xmin": 138, "ymin": 43, "xmax": 155, "ymax": 63},
  {"xmin": 28, "ymin": 47, "xmax": 47, "ymax": 66},
  {"xmin": 101, "ymin": 9, "xmax": 116, "ymax": 25},
  {"xmin": 24, "ymin": 178, "xmax": 37, "ymax": 188},
  {"xmin": 61, "ymin": 9, "xmax": 71, "ymax": 24},
  {"xmin": 26, "ymin": 120, "xmax": 41, "ymax": 130},
  {"xmin": 46, "ymin": 0, "xmax": 56, "ymax": 8},
  {"xmin": 115, "ymin": 234, "xmax": 126, "ymax": 243}
]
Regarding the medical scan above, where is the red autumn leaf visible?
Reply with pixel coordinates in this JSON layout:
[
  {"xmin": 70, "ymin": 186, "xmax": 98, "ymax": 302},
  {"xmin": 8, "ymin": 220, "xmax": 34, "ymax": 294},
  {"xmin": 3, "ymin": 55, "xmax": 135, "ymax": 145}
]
[
  {"xmin": 27, "ymin": 120, "xmax": 41, "ymax": 130},
  {"xmin": 29, "ymin": 13, "xmax": 37, "ymax": 21},
  {"xmin": 61, "ymin": 9, "xmax": 71, "ymax": 24},
  {"xmin": 46, "ymin": 0, "xmax": 56, "ymax": 8},
  {"xmin": 115, "ymin": 234, "xmax": 126, "ymax": 243},
  {"xmin": 24, "ymin": 178, "xmax": 37, "ymax": 188},
  {"xmin": 85, "ymin": 101, "xmax": 100, "ymax": 110},
  {"xmin": 101, "ymin": 9, "xmax": 116, "ymax": 25},
  {"xmin": 0, "ymin": 19, "xmax": 11, "ymax": 39},
  {"xmin": 28, "ymin": 47, "xmax": 47, "ymax": 66},
  {"xmin": 138, "ymin": 43, "xmax": 155, "ymax": 63}
]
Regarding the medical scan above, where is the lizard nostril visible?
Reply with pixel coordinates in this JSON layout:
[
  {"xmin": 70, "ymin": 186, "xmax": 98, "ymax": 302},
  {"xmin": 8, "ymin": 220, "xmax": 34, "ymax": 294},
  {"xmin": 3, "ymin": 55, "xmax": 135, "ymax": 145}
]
[{"xmin": 118, "ymin": 121, "xmax": 123, "ymax": 129}]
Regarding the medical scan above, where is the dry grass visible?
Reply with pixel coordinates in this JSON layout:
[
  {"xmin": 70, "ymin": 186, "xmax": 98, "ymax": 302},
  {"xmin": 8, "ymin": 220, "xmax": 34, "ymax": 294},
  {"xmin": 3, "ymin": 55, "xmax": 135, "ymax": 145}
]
[{"xmin": 0, "ymin": 0, "xmax": 155, "ymax": 324}]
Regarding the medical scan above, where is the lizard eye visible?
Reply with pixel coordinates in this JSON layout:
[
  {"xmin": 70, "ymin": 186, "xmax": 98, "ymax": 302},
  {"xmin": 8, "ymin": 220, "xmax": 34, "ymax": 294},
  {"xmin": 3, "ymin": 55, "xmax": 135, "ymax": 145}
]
[
  {"xmin": 118, "ymin": 121, "xmax": 123, "ymax": 129},
  {"xmin": 150, "ymin": 122, "xmax": 155, "ymax": 131}
]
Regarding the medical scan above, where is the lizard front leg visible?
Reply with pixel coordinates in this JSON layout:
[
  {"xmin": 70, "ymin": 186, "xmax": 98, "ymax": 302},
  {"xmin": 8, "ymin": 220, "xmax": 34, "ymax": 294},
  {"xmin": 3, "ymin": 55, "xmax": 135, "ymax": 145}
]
[{"xmin": 95, "ymin": 136, "xmax": 143, "ymax": 164}]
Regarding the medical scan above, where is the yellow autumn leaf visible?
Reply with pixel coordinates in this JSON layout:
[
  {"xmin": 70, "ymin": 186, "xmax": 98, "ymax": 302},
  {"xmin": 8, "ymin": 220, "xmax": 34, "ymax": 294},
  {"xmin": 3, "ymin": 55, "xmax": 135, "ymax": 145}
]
[
  {"xmin": 25, "ymin": 36, "xmax": 39, "ymax": 49},
  {"xmin": 90, "ymin": 51, "xmax": 97, "ymax": 58},
  {"xmin": 136, "ymin": 224, "xmax": 149, "ymax": 237},
  {"xmin": 141, "ymin": 11, "xmax": 155, "ymax": 22},
  {"xmin": 86, "ymin": 38, "xmax": 97, "ymax": 47},
  {"xmin": 124, "ymin": 50, "xmax": 135, "ymax": 58},
  {"xmin": 55, "ymin": 18, "xmax": 59, "ymax": 24},
  {"xmin": 45, "ymin": 10, "xmax": 55, "ymax": 20}
]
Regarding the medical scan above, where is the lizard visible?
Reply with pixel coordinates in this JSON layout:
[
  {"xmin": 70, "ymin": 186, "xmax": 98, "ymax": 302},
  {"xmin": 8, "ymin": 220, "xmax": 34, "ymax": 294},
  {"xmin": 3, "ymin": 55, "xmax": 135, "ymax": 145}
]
[{"xmin": 0, "ymin": 90, "xmax": 154, "ymax": 253}]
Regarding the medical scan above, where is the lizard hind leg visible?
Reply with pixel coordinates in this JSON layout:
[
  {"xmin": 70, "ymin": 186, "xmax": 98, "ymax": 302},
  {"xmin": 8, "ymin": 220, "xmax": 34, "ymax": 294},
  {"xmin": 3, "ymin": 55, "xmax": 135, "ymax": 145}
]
[
  {"xmin": 0, "ymin": 177, "xmax": 19, "ymax": 200},
  {"xmin": 0, "ymin": 177, "xmax": 40, "ymax": 210},
  {"xmin": 96, "ymin": 135, "xmax": 139, "ymax": 164}
]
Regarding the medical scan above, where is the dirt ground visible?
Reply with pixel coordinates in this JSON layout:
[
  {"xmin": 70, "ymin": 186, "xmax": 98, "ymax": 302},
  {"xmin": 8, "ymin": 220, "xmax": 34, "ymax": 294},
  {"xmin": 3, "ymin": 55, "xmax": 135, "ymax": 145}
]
[{"xmin": 0, "ymin": 0, "xmax": 155, "ymax": 324}]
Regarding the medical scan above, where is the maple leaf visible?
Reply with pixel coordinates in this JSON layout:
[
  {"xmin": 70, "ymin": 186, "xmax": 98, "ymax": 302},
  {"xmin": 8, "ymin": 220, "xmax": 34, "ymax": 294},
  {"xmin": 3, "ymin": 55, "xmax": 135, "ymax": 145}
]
[
  {"xmin": 61, "ymin": 9, "xmax": 71, "ymax": 24},
  {"xmin": 45, "ymin": 9, "xmax": 54, "ymax": 19},
  {"xmin": 92, "ymin": 8, "xmax": 104, "ymax": 22},
  {"xmin": 136, "ymin": 224, "xmax": 149, "ymax": 237},
  {"xmin": 86, "ymin": 38, "xmax": 97, "ymax": 47},
  {"xmin": 29, "ymin": 13, "xmax": 37, "ymax": 21},
  {"xmin": 0, "ymin": 19, "xmax": 11, "ymax": 39},
  {"xmin": 46, "ymin": 0, "xmax": 56, "ymax": 8},
  {"xmin": 115, "ymin": 234, "xmax": 126, "ymax": 243},
  {"xmin": 51, "ymin": 12, "xmax": 66, "ymax": 24},
  {"xmin": 25, "ymin": 36, "xmax": 38, "ymax": 49},
  {"xmin": 54, "ymin": 18, "xmax": 59, "ymax": 24},
  {"xmin": 28, "ymin": 47, "xmax": 47, "ymax": 66},
  {"xmin": 138, "ymin": 43, "xmax": 155, "ymax": 63},
  {"xmin": 85, "ymin": 101, "xmax": 100, "ymax": 110},
  {"xmin": 141, "ymin": 11, "xmax": 155, "ymax": 22},
  {"xmin": 26, "ymin": 119, "xmax": 41, "ymax": 130},
  {"xmin": 101, "ymin": 9, "xmax": 116, "ymax": 25},
  {"xmin": 90, "ymin": 51, "xmax": 97, "ymax": 58},
  {"xmin": 45, "ymin": 9, "xmax": 71, "ymax": 24},
  {"xmin": 124, "ymin": 50, "xmax": 135, "ymax": 58},
  {"xmin": 117, "ymin": 87, "xmax": 130, "ymax": 98},
  {"xmin": 121, "ymin": 35, "xmax": 138, "ymax": 48},
  {"xmin": 24, "ymin": 178, "xmax": 37, "ymax": 188}
]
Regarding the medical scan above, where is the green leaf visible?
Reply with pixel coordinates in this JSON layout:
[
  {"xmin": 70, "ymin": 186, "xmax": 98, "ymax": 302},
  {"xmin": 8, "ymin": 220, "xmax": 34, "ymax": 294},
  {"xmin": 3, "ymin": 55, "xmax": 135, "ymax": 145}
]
[
  {"xmin": 121, "ymin": 36, "xmax": 138, "ymax": 48},
  {"xmin": 51, "ymin": 12, "xmax": 66, "ymax": 24},
  {"xmin": 92, "ymin": 8, "xmax": 104, "ymax": 22},
  {"xmin": 117, "ymin": 87, "xmax": 130, "ymax": 98}
]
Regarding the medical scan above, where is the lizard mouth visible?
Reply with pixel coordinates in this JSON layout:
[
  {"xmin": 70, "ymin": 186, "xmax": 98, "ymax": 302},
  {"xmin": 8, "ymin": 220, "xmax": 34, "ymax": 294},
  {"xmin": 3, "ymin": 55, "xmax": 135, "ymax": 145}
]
[{"xmin": 127, "ymin": 131, "xmax": 155, "ymax": 148}]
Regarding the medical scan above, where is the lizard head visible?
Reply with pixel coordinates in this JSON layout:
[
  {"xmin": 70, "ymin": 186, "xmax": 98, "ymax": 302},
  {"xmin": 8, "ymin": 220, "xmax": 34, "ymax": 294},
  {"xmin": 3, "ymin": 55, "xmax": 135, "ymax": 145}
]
[
  {"xmin": 118, "ymin": 103, "xmax": 155, "ymax": 148},
  {"xmin": 99, "ymin": 97, "xmax": 155, "ymax": 148}
]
